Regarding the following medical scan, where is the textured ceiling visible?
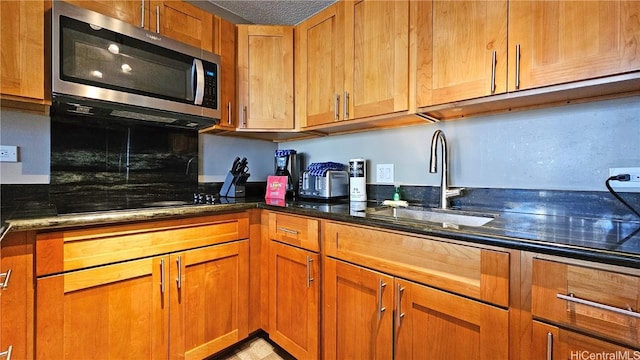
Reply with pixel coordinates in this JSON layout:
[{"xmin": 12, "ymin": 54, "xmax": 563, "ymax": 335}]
[{"xmin": 205, "ymin": 0, "xmax": 337, "ymax": 25}]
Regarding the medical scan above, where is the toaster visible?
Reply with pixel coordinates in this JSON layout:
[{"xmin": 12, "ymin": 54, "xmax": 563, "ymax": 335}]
[{"xmin": 299, "ymin": 170, "xmax": 349, "ymax": 200}]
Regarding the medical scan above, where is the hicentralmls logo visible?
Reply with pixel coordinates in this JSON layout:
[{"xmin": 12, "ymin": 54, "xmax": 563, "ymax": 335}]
[{"xmin": 570, "ymin": 351, "xmax": 640, "ymax": 360}]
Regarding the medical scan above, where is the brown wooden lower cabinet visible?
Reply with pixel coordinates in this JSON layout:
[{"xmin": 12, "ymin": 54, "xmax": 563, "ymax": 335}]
[
  {"xmin": 268, "ymin": 240, "xmax": 320, "ymax": 359},
  {"xmin": 531, "ymin": 321, "xmax": 640, "ymax": 359},
  {"xmin": 323, "ymin": 257, "xmax": 509, "ymax": 359},
  {"xmin": 35, "ymin": 240, "xmax": 249, "ymax": 360}
]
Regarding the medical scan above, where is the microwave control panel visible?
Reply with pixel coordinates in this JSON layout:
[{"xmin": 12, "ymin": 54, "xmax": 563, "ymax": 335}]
[{"xmin": 202, "ymin": 62, "xmax": 218, "ymax": 109}]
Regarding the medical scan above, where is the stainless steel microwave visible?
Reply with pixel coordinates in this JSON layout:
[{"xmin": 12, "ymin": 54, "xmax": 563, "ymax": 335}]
[{"xmin": 52, "ymin": 1, "xmax": 221, "ymax": 129}]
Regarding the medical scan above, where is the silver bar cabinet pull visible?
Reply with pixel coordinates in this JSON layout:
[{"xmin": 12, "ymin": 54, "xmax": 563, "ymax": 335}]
[
  {"xmin": 334, "ymin": 94, "xmax": 339, "ymax": 120},
  {"xmin": 140, "ymin": 0, "xmax": 145, "ymax": 28},
  {"xmin": 515, "ymin": 44, "xmax": 521, "ymax": 89},
  {"xmin": 557, "ymin": 293, "xmax": 640, "ymax": 318},
  {"xmin": 227, "ymin": 102, "xmax": 232, "ymax": 125},
  {"xmin": 242, "ymin": 106, "xmax": 247, "ymax": 127},
  {"xmin": 156, "ymin": 6, "xmax": 160, "ymax": 34},
  {"xmin": 490, "ymin": 50, "xmax": 497, "ymax": 94},
  {"xmin": 306, "ymin": 256, "xmax": 314, "ymax": 288},
  {"xmin": 546, "ymin": 331, "xmax": 553, "ymax": 360},
  {"xmin": 0, "ymin": 345, "xmax": 12, "ymax": 360},
  {"xmin": 343, "ymin": 91, "xmax": 349, "ymax": 119},
  {"xmin": 278, "ymin": 227, "xmax": 299, "ymax": 236},
  {"xmin": 397, "ymin": 283, "xmax": 405, "ymax": 325},
  {"xmin": 377, "ymin": 279, "xmax": 387, "ymax": 320},
  {"xmin": 160, "ymin": 259, "xmax": 165, "ymax": 294},
  {"xmin": 176, "ymin": 256, "xmax": 182, "ymax": 289},
  {"xmin": 0, "ymin": 269, "xmax": 11, "ymax": 289}
]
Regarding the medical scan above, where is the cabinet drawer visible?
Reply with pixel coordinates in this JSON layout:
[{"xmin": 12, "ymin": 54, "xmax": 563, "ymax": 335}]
[
  {"xmin": 324, "ymin": 221, "xmax": 510, "ymax": 307},
  {"xmin": 268, "ymin": 212, "xmax": 319, "ymax": 252},
  {"xmin": 532, "ymin": 258, "xmax": 640, "ymax": 347},
  {"xmin": 36, "ymin": 213, "xmax": 249, "ymax": 276}
]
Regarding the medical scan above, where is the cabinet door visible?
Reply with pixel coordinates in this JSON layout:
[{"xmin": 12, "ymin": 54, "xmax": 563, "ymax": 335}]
[
  {"xmin": 0, "ymin": 232, "xmax": 34, "ymax": 360},
  {"xmin": 63, "ymin": 1, "xmax": 148, "ymax": 28},
  {"xmin": 268, "ymin": 241, "xmax": 319, "ymax": 359},
  {"xmin": 236, "ymin": 25, "xmax": 295, "ymax": 130},
  {"xmin": 36, "ymin": 256, "xmax": 169, "ymax": 360},
  {"xmin": 509, "ymin": 1, "xmax": 640, "ymax": 91},
  {"xmin": 0, "ymin": 0, "xmax": 45, "ymax": 100},
  {"xmin": 296, "ymin": 3, "xmax": 345, "ymax": 128},
  {"xmin": 531, "ymin": 321, "xmax": 640, "ymax": 359},
  {"xmin": 150, "ymin": 1, "xmax": 213, "ymax": 53},
  {"xmin": 415, "ymin": 1, "xmax": 508, "ymax": 107},
  {"xmin": 344, "ymin": 0, "xmax": 409, "ymax": 119},
  {"xmin": 394, "ymin": 279, "xmax": 509, "ymax": 360},
  {"xmin": 170, "ymin": 240, "xmax": 249, "ymax": 360},
  {"xmin": 216, "ymin": 16, "xmax": 237, "ymax": 129},
  {"xmin": 323, "ymin": 258, "xmax": 393, "ymax": 359}
]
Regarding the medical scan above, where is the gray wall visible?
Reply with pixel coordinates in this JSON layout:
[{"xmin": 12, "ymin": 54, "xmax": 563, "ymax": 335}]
[
  {"xmin": 2, "ymin": 95, "xmax": 639, "ymax": 191},
  {"xmin": 0, "ymin": 110, "xmax": 50, "ymax": 184},
  {"xmin": 282, "ymin": 96, "xmax": 640, "ymax": 192}
]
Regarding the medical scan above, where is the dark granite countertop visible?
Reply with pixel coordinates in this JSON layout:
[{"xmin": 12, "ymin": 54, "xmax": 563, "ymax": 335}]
[{"xmin": 2, "ymin": 195, "xmax": 640, "ymax": 269}]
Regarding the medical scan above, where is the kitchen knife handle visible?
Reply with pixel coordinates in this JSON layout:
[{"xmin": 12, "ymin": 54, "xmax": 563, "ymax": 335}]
[{"xmin": 490, "ymin": 50, "xmax": 497, "ymax": 94}]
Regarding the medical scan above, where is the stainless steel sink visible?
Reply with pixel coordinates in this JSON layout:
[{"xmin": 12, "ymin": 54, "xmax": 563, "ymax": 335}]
[{"xmin": 366, "ymin": 207, "xmax": 496, "ymax": 227}]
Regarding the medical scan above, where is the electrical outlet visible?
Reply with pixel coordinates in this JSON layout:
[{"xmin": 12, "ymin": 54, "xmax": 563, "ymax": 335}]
[
  {"xmin": 0, "ymin": 145, "xmax": 18, "ymax": 162},
  {"xmin": 609, "ymin": 167, "xmax": 640, "ymax": 188},
  {"xmin": 376, "ymin": 164, "xmax": 394, "ymax": 183}
]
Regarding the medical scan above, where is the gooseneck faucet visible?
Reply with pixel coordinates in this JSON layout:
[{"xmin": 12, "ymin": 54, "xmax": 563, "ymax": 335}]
[{"xmin": 429, "ymin": 130, "xmax": 464, "ymax": 209}]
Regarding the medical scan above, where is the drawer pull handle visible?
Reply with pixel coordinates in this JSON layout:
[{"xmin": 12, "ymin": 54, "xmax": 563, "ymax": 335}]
[
  {"xmin": 0, "ymin": 269, "xmax": 11, "ymax": 289},
  {"xmin": 557, "ymin": 293, "xmax": 640, "ymax": 318},
  {"xmin": 546, "ymin": 331, "xmax": 553, "ymax": 360},
  {"xmin": 176, "ymin": 256, "xmax": 182, "ymax": 290},
  {"xmin": 160, "ymin": 259, "xmax": 166, "ymax": 294},
  {"xmin": 0, "ymin": 345, "xmax": 12, "ymax": 360},
  {"xmin": 306, "ymin": 256, "xmax": 314, "ymax": 288},
  {"xmin": 397, "ymin": 283, "xmax": 405, "ymax": 326},
  {"xmin": 378, "ymin": 279, "xmax": 387, "ymax": 320},
  {"xmin": 278, "ymin": 227, "xmax": 299, "ymax": 236}
]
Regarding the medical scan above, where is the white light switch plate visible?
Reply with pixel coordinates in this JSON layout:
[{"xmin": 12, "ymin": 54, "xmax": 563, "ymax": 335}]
[
  {"xmin": 376, "ymin": 164, "xmax": 394, "ymax": 183},
  {"xmin": 0, "ymin": 145, "xmax": 18, "ymax": 162}
]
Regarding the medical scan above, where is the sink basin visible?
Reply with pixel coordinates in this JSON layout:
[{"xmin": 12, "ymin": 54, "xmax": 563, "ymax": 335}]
[{"xmin": 367, "ymin": 207, "xmax": 496, "ymax": 227}]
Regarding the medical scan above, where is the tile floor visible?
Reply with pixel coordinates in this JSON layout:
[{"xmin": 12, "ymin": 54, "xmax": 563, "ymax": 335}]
[{"xmin": 210, "ymin": 336, "xmax": 296, "ymax": 360}]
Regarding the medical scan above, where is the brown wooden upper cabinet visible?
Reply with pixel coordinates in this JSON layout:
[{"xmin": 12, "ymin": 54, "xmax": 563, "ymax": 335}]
[
  {"xmin": 215, "ymin": 16, "xmax": 237, "ymax": 129},
  {"xmin": 414, "ymin": 1, "xmax": 508, "ymax": 107},
  {"xmin": 509, "ymin": 1, "xmax": 640, "ymax": 91},
  {"xmin": 297, "ymin": 0, "xmax": 410, "ymax": 128},
  {"xmin": 236, "ymin": 25, "xmax": 295, "ymax": 130},
  {"xmin": 64, "ymin": 1, "xmax": 213, "ymax": 52},
  {"xmin": 0, "ymin": 0, "xmax": 47, "ymax": 103}
]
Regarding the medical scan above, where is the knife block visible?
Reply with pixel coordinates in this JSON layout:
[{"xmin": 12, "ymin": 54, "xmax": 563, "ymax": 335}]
[{"xmin": 220, "ymin": 171, "xmax": 246, "ymax": 198}]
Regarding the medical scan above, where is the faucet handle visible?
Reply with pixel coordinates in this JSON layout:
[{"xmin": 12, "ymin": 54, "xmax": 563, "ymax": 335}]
[{"xmin": 445, "ymin": 187, "xmax": 465, "ymax": 198}]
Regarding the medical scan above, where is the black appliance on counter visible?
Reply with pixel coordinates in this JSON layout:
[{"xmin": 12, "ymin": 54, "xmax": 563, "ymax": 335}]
[{"xmin": 275, "ymin": 149, "xmax": 302, "ymax": 199}]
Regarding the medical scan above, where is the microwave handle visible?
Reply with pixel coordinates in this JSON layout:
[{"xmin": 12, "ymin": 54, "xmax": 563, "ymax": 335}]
[{"xmin": 192, "ymin": 59, "xmax": 205, "ymax": 105}]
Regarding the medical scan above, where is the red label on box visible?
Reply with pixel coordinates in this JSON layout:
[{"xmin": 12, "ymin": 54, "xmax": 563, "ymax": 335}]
[{"xmin": 265, "ymin": 175, "xmax": 288, "ymax": 200}]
